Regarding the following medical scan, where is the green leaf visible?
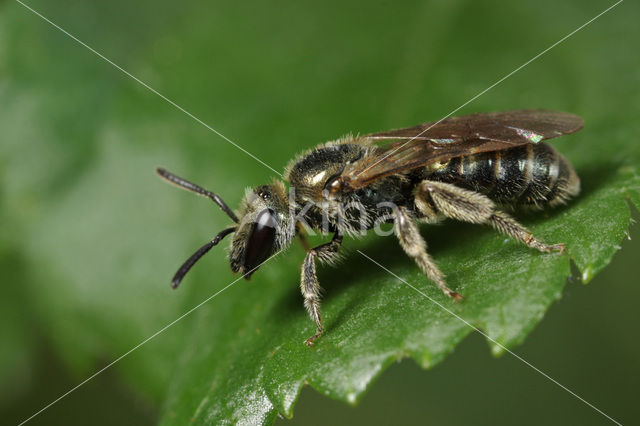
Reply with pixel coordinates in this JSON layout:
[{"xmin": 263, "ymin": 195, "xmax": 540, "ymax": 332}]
[{"xmin": 1, "ymin": 0, "xmax": 639, "ymax": 424}]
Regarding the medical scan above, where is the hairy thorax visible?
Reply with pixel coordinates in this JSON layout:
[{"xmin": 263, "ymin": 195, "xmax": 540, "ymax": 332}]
[{"xmin": 285, "ymin": 140, "xmax": 415, "ymax": 234}]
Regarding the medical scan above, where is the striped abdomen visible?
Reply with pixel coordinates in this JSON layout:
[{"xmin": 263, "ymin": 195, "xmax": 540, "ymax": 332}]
[{"xmin": 425, "ymin": 143, "xmax": 580, "ymax": 208}]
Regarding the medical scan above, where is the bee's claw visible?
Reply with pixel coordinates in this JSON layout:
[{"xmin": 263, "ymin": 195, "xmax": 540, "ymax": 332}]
[
  {"xmin": 552, "ymin": 243, "xmax": 566, "ymax": 254},
  {"xmin": 304, "ymin": 330, "xmax": 323, "ymax": 347},
  {"xmin": 446, "ymin": 291, "xmax": 464, "ymax": 302}
]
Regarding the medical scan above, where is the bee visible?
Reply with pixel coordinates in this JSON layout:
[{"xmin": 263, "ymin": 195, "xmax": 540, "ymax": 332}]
[{"xmin": 157, "ymin": 110, "xmax": 582, "ymax": 346}]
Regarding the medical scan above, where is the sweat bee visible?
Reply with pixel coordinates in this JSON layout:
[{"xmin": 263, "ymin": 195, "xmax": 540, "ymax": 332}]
[{"xmin": 157, "ymin": 110, "xmax": 582, "ymax": 346}]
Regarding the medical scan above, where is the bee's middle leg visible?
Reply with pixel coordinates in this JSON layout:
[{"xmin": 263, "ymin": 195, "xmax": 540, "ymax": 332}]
[
  {"xmin": 300, "ymin": 232, "xmax": 343, "ymax": 346},
  {"xmin": 394, "ymin": 206, "xmax": 462, "ymax": 300},
  {"xmin": 415, "ymin": 180, "xmax": 565, "ymax": 253}
]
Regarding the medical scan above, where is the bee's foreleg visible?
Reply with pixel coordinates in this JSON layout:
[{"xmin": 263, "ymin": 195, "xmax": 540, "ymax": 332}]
[
  {"xmin": 394, "ymin": 206, "xmax": 462, "ymax": 300},
  {"xmin": 415, "ymin": 180, "xmax": 565, "ymax": 253},
  {"xmin": 300, "ymin": 232, "xmax": 343, "ymax": 346}
]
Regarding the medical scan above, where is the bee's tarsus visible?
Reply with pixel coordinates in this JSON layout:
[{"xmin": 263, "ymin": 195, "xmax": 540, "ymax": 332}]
[
  {"xmin": 305, "ymin": 329, "xmax": 323, "ymax": 347},
  {"xmin": 451, "ymin": 292, "xmax": 464, "ymax": 303}
]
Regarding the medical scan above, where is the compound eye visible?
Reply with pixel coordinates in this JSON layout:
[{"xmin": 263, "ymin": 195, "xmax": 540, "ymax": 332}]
[{"xmin": 244, "ymin": 208, "xmax": 277, "ymax": 273}]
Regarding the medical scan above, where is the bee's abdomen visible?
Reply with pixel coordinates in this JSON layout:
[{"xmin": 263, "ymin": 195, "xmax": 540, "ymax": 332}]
[{"xmin": 425, "ymin": 143, "xmax": 580, "ymax": 208}]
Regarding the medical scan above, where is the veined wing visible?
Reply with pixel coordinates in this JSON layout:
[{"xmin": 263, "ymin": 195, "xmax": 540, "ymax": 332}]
[{"xmin": 338, "ymin": 110, "xmax": 583, "ymax": 191}]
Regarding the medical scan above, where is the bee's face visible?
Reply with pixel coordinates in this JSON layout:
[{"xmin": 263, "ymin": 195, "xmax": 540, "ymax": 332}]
[{"xmin": 229, "ymin": 181, "xmax": 291, "ymax": 277}]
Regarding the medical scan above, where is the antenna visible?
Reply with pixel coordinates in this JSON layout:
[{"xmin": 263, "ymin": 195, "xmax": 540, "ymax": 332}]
[
  {"xmin": 156, "ymin": 167, "xmax": 239, "ymax": 223},
  {"xmin": 171, "ymin": 227, "xmax": 236, "ymax": 289}
]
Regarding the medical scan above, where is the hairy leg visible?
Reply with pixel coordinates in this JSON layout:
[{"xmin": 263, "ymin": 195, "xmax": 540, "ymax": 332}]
[
  {"xmin": 394, "ymin": 206, "xmax": 462, "ymax": 300},
  {"xmin": 416, "ymin": 180, "xmax": 565, "ymax": 253},
  {"xmin": 300, "ymin": 232, "xmax": 343, "ymax": 346}
]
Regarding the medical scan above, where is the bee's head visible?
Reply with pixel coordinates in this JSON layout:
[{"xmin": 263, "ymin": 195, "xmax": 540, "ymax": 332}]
[
  {"xmin": 155, "ymin": 168, "xmax": 293, "ymax": 289},
  {"xmin": 229, "ymin": 180, "xmax": 292, "ymax": 278}
]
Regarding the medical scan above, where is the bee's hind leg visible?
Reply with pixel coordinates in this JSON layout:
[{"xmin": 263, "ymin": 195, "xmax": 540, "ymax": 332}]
[
  {"xmin": 394, "ymin": 206, "xmax": 462, "ymax": 301},
  {"xmin": 300, "ymin": 232, "xmax": 343, "ymax": 346},
  {"xmin": 415, "ymin": 180, "xmax": 565, "ymax": 253}
]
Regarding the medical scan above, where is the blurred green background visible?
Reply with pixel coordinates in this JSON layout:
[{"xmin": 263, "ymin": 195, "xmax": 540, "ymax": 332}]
[{"xmin": 1, "ymin": 0, "xmax": 638, "ymax": 424}]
